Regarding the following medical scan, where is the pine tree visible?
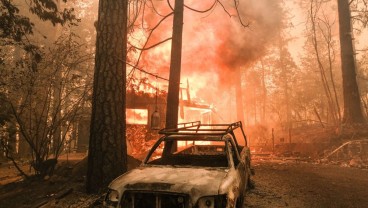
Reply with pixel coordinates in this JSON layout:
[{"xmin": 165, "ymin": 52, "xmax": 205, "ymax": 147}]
[{"xmin": 86, "ymin": 0, "xmax": 128, "ymax": 193}]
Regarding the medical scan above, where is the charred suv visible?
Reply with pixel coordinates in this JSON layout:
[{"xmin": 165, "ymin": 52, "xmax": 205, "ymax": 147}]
[{"xmin": 104, "ymin": 121, "xmax": 252, "ymax": 208}]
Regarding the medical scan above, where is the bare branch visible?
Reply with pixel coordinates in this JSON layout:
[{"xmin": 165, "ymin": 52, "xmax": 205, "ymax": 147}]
[
  {"xmin": 167, "ymin": 0, "xmax": 174, "ymax": 11},
  {"xmin": 127, "ymin": 11, "xmax": 173, "ymax": 83},
  {"xmin": 131, "ymin": 37, "xmax": 172, "ymax": 51},
  {"xmin": 129, "ymin": 11, "xmax": 173, "ymax": 50},
  {"xmin": 118, "ymin": 58, "xmax": 170, "ymax": 81},
  {"xmin": 128, "ymin": 0, "xmax": 144, "ymax": 29},
  {"xmin": 150, "ymin": 12, "xmax": 174, "ymax": 31},
  {"xmin": 233, "ymin": 0, "xmax": 249, "ymax": 27},
  {"xmin": 184, "ymin": 0, "xmax": 217, "ymax": 13},
  {"xmin": 141, "ymin": 0, "xmax": 148, "ymax": 30},
  {"xmin": 217, "ymin": 0, "xmax": 232, "ymax": 18},
  {"xmin": 1, "ymin": 139, "xmax": 29, "ymax": 179},
  {"xmin": 148, "ymin": 0, "xmax": 165, "ymax": 17}
]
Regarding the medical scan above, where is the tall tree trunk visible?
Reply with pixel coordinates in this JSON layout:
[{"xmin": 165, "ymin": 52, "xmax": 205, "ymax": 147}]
[
  {"xmin": 278, "ymin": 34, "xmax": 292, "ymax": 139},
  {"xmin": 86, "ymin": 0, "xmax": 128, "ymax": 193},
  {"xmin": 337, "ymin": 0, "xmax": 365, "ymax": 123},
  {"xmin": 52, "ymin": 70, "xmax": 62, "ymax": 157},
  {"xmin": 52, "ymin": 0, "xmax": 62, "ymax": 157},
  {"xmin": 235, "ymin": 68, "xmax": 245, "ymax": 124},
  {"xmin": 260, "ymin": 60, "xmax": 267, "ymax": 123},
  {"xmin": 165, "ymin": 0, "xmax": 184, "ymax": 129}
]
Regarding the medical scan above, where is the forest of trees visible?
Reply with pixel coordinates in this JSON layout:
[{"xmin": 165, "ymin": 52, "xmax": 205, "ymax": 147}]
[{"xmin": 1, "ymin": 0, "xmax": 368, "ymax": 193}]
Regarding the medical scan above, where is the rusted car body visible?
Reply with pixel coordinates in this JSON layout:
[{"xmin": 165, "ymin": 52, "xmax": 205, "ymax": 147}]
[{"xmin": 104, "ymin": 121, "xmax": 251, "ymax": 208}]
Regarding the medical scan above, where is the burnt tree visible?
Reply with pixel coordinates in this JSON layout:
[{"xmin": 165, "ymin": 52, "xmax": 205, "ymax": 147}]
[
  {"xmin": 337, "ymin": 0, "xmax": 365, "ymax": 123},
  {"xmin": 86, "ymin": 0, "xmax": 128, "ymax": 193},
  {"xmin": 165, "ymin": 0, "xmax": 184, "ymax": 129}
]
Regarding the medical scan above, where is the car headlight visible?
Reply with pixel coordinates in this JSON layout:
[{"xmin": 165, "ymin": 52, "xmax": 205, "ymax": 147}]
[
  {"xmin": 197, "ymin": 195, "xmax": 227, "ymax": 208},
  {"xmin": 104, "ymin": 189, "xmax": 120, "ymax": 207}
]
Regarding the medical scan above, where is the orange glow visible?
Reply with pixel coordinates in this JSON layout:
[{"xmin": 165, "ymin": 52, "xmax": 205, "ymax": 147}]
[
  {"xmin": 128, "ymin": 0, "xmax": 284, "ymax": 124},
  {"xmin": 126, "ymin": 109, "xmax": 148, "ymax": 125}
]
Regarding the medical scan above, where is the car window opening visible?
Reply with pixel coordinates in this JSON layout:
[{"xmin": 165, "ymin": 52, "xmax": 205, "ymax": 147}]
[{"xmin": 146, "ymin": 140, "xmax": 229, "ymax": 168}]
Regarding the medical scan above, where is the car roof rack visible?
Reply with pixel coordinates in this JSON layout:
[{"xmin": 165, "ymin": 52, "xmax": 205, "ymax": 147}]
[{"xmin": 158, "ymin": 121, "xmax": 244, "ymax": 136}]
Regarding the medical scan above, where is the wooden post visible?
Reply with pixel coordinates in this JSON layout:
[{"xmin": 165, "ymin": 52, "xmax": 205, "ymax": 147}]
[{"xmin": 272, "ymin": 128, "xmax": 275, "ymax": 153}]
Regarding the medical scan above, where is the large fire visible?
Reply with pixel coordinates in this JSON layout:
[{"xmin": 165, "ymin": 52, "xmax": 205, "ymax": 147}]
[{"xmin": 127, "ymin": 0, "xmax": 283, "ymax": 125}]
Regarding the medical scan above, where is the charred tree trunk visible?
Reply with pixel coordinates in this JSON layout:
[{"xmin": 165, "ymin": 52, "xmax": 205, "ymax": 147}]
[
  {"xmin": 163, "ymin": 0, "xmax": 184, "ymax": 154},
  {"xmin": 235, "ymin": 68, "xmax": 245, "ymax": 124},
  {"xmin": 52, "ymin": 0, "xmax": 62, "ymax": 159},
  {"xmin": 86, "ymin": 0, "xmax": 128, "ymax": 193},
  {"xmin": 337, "ymin": 0, "xmax": 365, "ymax": 123},
  {"xmin": 165, "ymin": 0, "xmax": 184, "ymax": 129}
]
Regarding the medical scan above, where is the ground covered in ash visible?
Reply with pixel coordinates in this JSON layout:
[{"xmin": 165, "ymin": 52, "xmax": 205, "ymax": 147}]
[
  {"xmin": 0, "ymin": 153, "xmax": 141, "ymax": 208},
  {"xmin": 245, "ymin": 158, "xmax": 368, "ymax": 208}
]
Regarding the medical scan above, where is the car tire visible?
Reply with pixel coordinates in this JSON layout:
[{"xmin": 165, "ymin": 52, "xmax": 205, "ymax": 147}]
[
  {"xmin": 236, "ymin": 193, "xmax": 244, "ymax": 208},
  {"xmin": 246, "ymin": 166, "xmax": 255, "ymax": 190}
]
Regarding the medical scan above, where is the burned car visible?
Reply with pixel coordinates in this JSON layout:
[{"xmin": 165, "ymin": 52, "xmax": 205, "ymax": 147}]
[{"xmin": 104, "ymin": 121, "xmax": 252, "ymax": 208}]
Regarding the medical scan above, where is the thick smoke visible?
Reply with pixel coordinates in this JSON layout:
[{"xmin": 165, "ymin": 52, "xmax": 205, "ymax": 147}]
[{"xmin": 135, "ymin": 0, "xmax": 284, "ymax": 122}]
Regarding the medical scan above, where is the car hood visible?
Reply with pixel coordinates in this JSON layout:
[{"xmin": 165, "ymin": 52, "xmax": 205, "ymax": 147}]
[{"xmin": 110, "ymin": 165, "xmax": 229, "ymax": 199}]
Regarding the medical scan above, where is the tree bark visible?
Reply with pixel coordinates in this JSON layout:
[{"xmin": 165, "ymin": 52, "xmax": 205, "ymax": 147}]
[
  {"xmin": 337, "ymin": 0, "xmax": 365, "ymax": 123},
  {"xmin": 86, "ymin": 0, "xmax": 128, "ymax": 193},
  {"xmin": 165, "ymin": 0, "xmax": 184, "ymax": 129}
]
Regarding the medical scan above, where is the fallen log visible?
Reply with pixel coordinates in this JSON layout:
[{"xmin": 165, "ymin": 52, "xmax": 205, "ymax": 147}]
[{"xmin": 55, "ymin": 188, "xmax": 73, "ymax": 200}]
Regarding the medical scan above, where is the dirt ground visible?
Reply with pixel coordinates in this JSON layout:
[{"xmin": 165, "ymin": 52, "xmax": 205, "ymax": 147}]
[
  {"xmin": 245, "ymin": 157, "xmax": 368, "ymax": 208},
  {"xmin": 0, "ymin": 153, "xmax": 95, "ymax": 208},
  {"xmin": 1, "ymin": 153, "xmax": 368, "ymax": 208},
  {"xmin": 0, "ymin": 153, "xmax": 141, "ymax": 208}
]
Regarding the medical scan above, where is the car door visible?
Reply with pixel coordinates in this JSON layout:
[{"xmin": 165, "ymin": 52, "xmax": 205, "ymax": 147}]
[{"xmin": 227, "ymin": 138, "xmax": 246, "ymax": 195}]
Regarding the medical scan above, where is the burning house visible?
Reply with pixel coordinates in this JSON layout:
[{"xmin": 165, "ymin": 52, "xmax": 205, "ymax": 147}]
[{"xmin": 125, "ymin": 78, "xmax": 220, "ymax": 157}]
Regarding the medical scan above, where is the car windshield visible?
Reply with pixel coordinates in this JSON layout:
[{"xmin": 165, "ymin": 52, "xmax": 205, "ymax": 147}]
[{"xmin": 145, "ymin": 139, "xmax": 229, "ymax": 168}]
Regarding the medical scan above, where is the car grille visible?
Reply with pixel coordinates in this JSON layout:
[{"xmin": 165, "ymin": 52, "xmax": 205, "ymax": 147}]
[{"xmin": 121, "ymin": 191, "xmax": 188, "ymax": 208}]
